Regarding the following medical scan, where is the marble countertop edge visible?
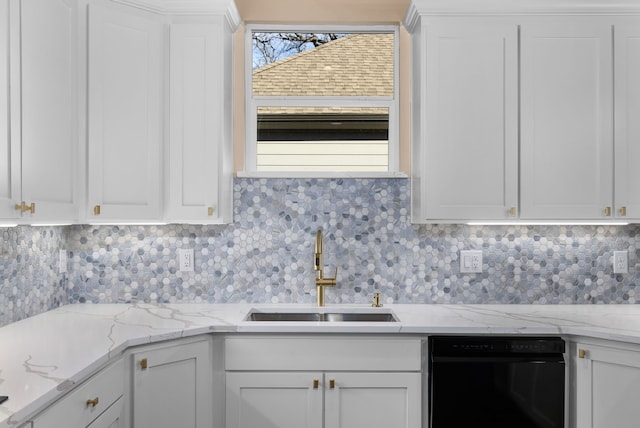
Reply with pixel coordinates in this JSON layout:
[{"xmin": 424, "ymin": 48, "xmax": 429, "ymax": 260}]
[{"xmin": 3, "ymin": 302, "xmax": 640, "ymax": 428}]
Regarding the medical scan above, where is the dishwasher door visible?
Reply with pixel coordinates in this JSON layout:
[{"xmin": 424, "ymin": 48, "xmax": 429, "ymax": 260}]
[{"xmin": 429, "ymin": 336, "xmax": 565, "ymax": 428}]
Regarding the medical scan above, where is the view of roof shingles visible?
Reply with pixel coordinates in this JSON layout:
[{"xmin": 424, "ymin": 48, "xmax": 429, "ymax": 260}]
[{"xmin": 252, "ymin": 33, "xmax": 394, "ymax": 97}]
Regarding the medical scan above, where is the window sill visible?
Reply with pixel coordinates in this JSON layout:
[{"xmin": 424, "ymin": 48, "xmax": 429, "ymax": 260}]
[{"xmin": 236, "ymin": 171, "xmax": 408, "ymax": 179}]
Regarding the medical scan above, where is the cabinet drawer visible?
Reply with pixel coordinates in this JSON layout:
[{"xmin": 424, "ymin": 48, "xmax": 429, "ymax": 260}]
[
  {"xmin": 33, "ymin": 358, "xmax": 124, "ymax": 427},
  {"xmin": 225, "ymin": 336, "xmax": 422, "ymax": 371}
]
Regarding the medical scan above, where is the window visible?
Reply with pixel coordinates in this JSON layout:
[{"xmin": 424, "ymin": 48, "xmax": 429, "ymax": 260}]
[{"xmin": 245, "ymin": 25, "xmax": 399, "ymax": 175}]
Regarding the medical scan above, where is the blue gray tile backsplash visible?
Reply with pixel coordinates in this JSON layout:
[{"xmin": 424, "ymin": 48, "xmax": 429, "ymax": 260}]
[
  {"xmin": 1, "ymin": 178, "xmax": 639, "ymax": 326},
  {"xmin": 0, "ymin": 226, "xmax": 68, "ymax": 326}
]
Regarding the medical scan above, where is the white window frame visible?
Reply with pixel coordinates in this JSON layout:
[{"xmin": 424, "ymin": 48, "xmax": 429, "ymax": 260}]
[{"xmin": 243, "ymin": 24, "xmax": 401, "ymax": 178}]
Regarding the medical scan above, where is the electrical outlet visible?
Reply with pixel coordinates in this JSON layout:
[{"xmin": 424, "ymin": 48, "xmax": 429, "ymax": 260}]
[
  {"xmin": 460, "ymin": 250, "xmax": 483, "ymax": 273},
  {"xmin": 178, "ymin": 248, "xmax": 194, "ymax": 272},
  {"xmin": 613, "ymin": 251, "xmax": 628, "ymax": 274},
  {"xmin": 59, "ymin": 249, "xmax": 67, "ymax": 274}
]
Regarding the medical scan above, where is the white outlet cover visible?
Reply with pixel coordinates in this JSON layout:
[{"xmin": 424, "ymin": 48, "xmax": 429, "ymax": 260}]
[
  {"xmin": 179, "ymin": 248, "xmax": 195, "ymax": 272},
  {"xmin": 613, "ymin": 251, "xmax": 628, "ymax": 274},
  {"xmin": 460, "ymin": 250, "xmax": 483, "ymax": 273},
  {"xmin": 59, "ymin": 249, "xmax": 67, "ymax": 274}
]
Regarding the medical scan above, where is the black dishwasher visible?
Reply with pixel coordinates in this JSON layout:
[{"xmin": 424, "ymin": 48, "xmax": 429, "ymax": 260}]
[{"xmin": 429, "ymin": 336, "xmax": 565, "ymax": 428}]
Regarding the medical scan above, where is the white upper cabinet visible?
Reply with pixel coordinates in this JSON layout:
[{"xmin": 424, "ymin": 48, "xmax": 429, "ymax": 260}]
[
  {"xmin": 87, "ymin": 2, "xmax": 164, "ymax": 223},
  {"xmin": 167, "ymin": 21, "xmax": 233, "ymax": 224},
  {"xmin": 520, "ymin": 22, "xmax": 613, "ymax": 220},
  {"xmin": 406, "ymin": 0, "xmax": 640, "ymax": 223},
  {"xmin": 413, "ymin": 21, "xmax": 518, "ymax": 222},
  {"xmin": 0, "ymin": 0, "xmax": 19, "ymax": 221},
  {"xmin": 21, "ymin": 0, "xmax": 79, "ymax": 222},
  {"xmin": 614, "ymin": 22, "xmax": 640, "ymax": 220},
  {"xmin": 1, "ymin": 0, "xmax": 78, "ymax": 223}
]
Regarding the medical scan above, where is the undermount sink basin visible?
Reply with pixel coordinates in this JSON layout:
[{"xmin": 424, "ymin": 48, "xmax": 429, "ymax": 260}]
[{"xmin": 245, "ymin": 310, "xmax": 399, "ymax": 323}]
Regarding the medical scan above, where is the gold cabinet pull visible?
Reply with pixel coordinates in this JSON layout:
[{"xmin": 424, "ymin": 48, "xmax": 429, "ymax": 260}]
[
  {"xmin": 86, "ymin": 397, "xmax": 99, "ymax": 407},
  {"xmin": 509, "ymin": 207, "xmax": 516, "ymax": 217},
  {"xmin": 604, "ymin": 206, "xmax": 611, "ymax": 217},
  {"xmin": 140, "ymin": 358, "xmax": 148, "ymax": 369},
  {"xmin": 313, "ymin": 379, "xmax": 319, "ymax": 389},
  {"xmin": 93, "ymin": 205, "xmax": 101, "ymax": 216},
  {"xmin": 329, "ymin": 379, "xmax": 335, "ymax": 389},
  {"xmin": 207, "ymin": 206, "xmax": 214, "ymax": 216},
  {"xmin": 578, "ymin": 349, "xmax": 586, "ymax": 359},
  {"xmin": 14, "ymin": 202, "xmax": 35, "ymax": 214},
  {"xmin": 619, "ymin": 206, "xmax": 627, "ymax": 217}
]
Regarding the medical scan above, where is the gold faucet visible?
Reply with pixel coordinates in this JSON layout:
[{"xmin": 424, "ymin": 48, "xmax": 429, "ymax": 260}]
[{"xmin": 314, "ymin": 229, "xmax": 337, "ymax": 307}]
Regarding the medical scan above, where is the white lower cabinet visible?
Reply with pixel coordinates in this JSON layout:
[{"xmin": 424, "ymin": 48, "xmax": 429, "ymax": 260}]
[
  {"xmin": 32, "ymin": 358, "xmax": 124, "ymax": 428},
  {"xmin": 225, "ymin": 336, "xmax": 422, "ymax": 428},
  {"xmin": 226, "ymin": 372, "xmax": 323, "ymax": 428},
  {"xmin": 324, "ymin": 372, "xmax": 421, "ymax": 428},
  {"xmin": 130, "ymin": 338, "xmax": 213, "ymax": 428},
  {"xmin": 574, "ymin": 341, "xmax": 640, "ymax": 428}
]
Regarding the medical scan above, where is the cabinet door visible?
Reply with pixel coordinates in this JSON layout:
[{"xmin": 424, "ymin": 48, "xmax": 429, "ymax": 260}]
[
  {"xmin": 421, "ymin": 22, "xmax": 518, "ymax": 221},
  {"xmin": 132, "ymin": 339, "xmax": 212, "ymax": 428},
  {"xmin": 167, "ymin": 23, "xmax": 228, "ymax": 224},
  {"xmin": 20, "ymin": 0, "xmax": 78, "ymax": 222},
  {"xmin": 324, "ymin": 372, "xmax": 421, "ymax": 428},
  {"xmin": 614, "ymin": 22, "xmax": 640, "ymax": 220},
  {"xmin": 521, "ymin": 22, "xmax": 613, "ymax": 220},
  {"xmin": 575, "ymin": 343, "xmax": 640, "ymax": 428},
  {"xmin": 226, "ymin": 372, "xmax": 323, "ymax": 428},
  {"xmin": 87, "ymin": 3, "xmax": 163, "ymax": 222},
  {"xmin": 0, "ymin": 0, "xmax": 20, "ymax": 221}
]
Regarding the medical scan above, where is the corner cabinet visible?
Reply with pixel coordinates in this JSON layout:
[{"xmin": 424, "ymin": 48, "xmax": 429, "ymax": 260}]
[
  {"xmin": 406, "ymin": 1, "xmax": 640, "ymax": 223},
  {"xmin": 129, "ymin": 338, "xmax": 215, "ymax": 428},
  {"xmin": 1, "ymin": 0, "xmax": 78, "ymax": 223},
  {"xmin": 225, "ymin": 336, "xmax": 422, "ymax": 428},
  {"xmin": 86, "ymin": 2, "xmax": 164, "ymax": 223},
  {"xmin": 573, "ymin": 340, "xmax": 640, "ymax": 428}
]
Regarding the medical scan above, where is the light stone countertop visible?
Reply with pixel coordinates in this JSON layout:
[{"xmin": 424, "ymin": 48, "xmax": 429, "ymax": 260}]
[{"xmin": 2, "ymin": 303, "xmax": 640, "ymax": 427}]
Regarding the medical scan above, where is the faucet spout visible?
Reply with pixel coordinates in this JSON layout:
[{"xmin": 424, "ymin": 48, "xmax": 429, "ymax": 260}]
[{"xmin": 313, "ymin": 228, "xmax": 336, "ymax": 306}]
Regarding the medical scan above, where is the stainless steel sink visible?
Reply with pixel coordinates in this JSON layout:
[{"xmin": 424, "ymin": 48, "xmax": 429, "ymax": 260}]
[{"xmin": 245, "ymin": 311, "xmax": 398, "ymax": 323}]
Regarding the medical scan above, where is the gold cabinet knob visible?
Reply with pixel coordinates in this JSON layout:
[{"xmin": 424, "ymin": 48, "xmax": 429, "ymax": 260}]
[
  {"xmin": 578, "ymin": 349, "xmax": 586, "ymax": 359},
  {"xmin": 509, "ymin": 207, "xmax": 516, "ymax": 217},
  {"xmin": 140, "ymin": 358, "xmax": 148, "ymax": 369},
  {"xmin": 207, "ymin": 206, "xmax": 214, "ymax": 216},
  {"xmin": 329, "ymin": 379, "xmax": 335, "ymax": 389},
  {"xmin": 93, "ymin": 205, "xmax": 101, "ymax": 216},
  {"xmin": 619, "ymin": 206, "xmax": 627, "ymax": 217},
  {"xmin": 313, "ymin": 379, "xmax": 319, "ymax": 389},
  {"xmin": 604, "ymin": 206, "xmax": 612, "ymax": 217},
  {"xmin": 86, "ymin": 397, "xmax": 99, "ymax": 407}
]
